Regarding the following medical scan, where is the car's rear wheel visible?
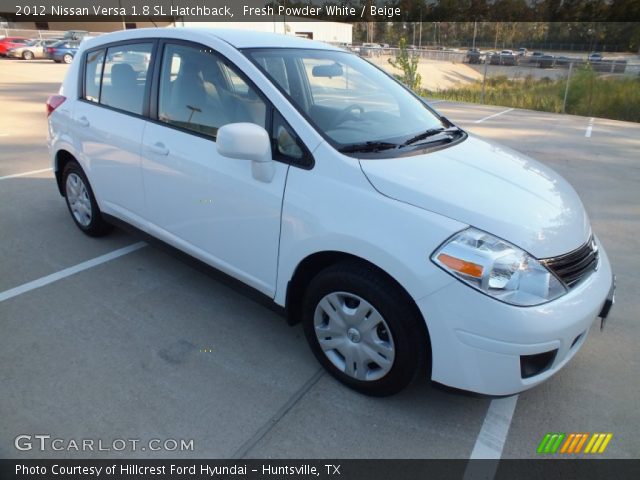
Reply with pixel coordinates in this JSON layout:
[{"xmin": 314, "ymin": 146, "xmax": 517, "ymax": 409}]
[
  {"xmin": 302, "ymin": 261, "xmax": 428, "ymax": 396},
  {"xmin": 63, "ymin": 53, "xmax": 73, "ymax": 64},
  {"xmin": 22, "ymin": 50, "xmax": 34, "ymax": 60},
  {"xmin": 63, "ymin": 161, "xmax": 112, "ymax": 237}
]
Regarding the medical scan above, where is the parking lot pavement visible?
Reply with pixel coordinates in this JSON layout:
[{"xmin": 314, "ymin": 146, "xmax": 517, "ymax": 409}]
[
  {"xmin": 1, "ymin": 60, "xmax": 638, "ymax": 460},
  {"xmin": 0, "ymin": 60, "xmax": 68, "ymax": 179}
]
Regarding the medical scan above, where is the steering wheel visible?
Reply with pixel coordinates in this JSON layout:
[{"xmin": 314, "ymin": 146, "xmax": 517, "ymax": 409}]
[{"xmin": 332, "ymin": 104, "xmax": 365, "ymax": 128}]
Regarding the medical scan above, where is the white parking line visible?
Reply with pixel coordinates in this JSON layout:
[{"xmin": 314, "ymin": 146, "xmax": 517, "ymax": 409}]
[
  {"xmin": 585, "ymin": 117, "xmax": 595, "ymax": 137},
  {"xmin": 463, "ymin": 395, "xmax": 519, "ymax": 479},
  {"xmin": 429, "ymin": 99, "xmax": 447, "ymax": 105},
  {"xmin": 0, "ymin": 242, "xmax": 147, "ymax": 303},
  {"xmin": 470, "ymin": 395, "xmax": 519, "ymax": 459},
  {"xmin": 0, "ymin": 167, "xmax": 53, "ymax": 181},
  {"xmin": 474, "ymin": 108, "xmax": 515, "ymax": 124}
]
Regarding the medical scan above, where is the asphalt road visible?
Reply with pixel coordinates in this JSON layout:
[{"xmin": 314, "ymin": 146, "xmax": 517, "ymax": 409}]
[{"xmin": 1, "ymin": 59, "xmax": 639, "ymax": 460}]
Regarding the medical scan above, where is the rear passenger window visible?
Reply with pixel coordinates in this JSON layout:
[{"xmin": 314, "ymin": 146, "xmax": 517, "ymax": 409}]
[
  {"xmin": 83, "ymin": 49, "xmax": 104, "ymax": 103},
  {"xmin": 158, "ymin": 43, "xmax": 266, "ymax": 138},
  {"xmin": 100, "ymin": 43, "xmax": 152, "ymax": 115}
]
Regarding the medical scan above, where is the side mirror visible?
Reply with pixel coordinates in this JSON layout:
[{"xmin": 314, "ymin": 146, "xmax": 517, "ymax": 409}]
[{"xmin": 216, "ymin": 123, "xmax": 274, "ymax": 183}]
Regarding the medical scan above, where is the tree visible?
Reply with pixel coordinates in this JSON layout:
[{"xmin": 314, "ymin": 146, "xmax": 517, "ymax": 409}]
[{"xmin": 388, "ymin": 38, "xmax": 422, "ymax": 91}]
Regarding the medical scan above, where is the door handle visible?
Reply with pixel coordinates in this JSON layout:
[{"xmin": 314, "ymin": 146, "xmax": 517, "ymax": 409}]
[
  {"xmin": 77, "ymin": 116, "xmax": 90, "ymax": 127},
  {"xmin": 146, "ymin": 142, "xmax": 169, "ymax": 156}
]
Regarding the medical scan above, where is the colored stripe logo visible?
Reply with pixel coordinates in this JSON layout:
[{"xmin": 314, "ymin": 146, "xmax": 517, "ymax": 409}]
[{"xmin": 537, "ymin": 433, "xmax": 612, "ymax": 454}]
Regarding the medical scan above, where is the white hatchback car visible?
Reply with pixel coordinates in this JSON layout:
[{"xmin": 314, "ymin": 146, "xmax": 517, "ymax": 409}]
[{"xmin": 47, "ymin": 28, "xmax": 614, "ymax": 396}]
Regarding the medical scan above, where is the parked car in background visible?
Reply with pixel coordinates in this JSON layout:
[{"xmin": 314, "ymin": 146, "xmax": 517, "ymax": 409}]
[
  {"xmin": 528, "ymin": 51, "xmax": 545, "ymax": 64},
  {"xmin": 62, "ymin": 30, "xmax": 90, "ymax": 41},
  {"xmin": 360, "ymin": 42, "xmax": 383, "ymax": 57},
  {"xmin": 46, "ymin": 40, "xmax": 80, "ymax": 63},
  {"xmin": 517, "ymin": 47, "xmax": 528, "ymax": 56},
  {"xmin": 465, "ymin": 48, "xmax": 484, "ymax": 64},
  {"xmin": 500, "ymin": 50, "xmax": 519, "ymax": 66},
  {"xmin": 0, "ymin": 36, "xmax": 29, "ymax": 56},
  {"xmin": 47, "ymin": 28, "xmax": 615, "ymax": 397},
  {"xmin": 489, "ymin": 52, "xmax": 502, "ymax": 65},
  {"xmin": 588, "ymin": 52, "xmax": 603, "ymax": 62},
  {"xmin": 7, "ymin": 38, "xmax": 61, "ymax": 60},
  {"xmin": 538, "ymin": 54, "xmax": 556, "ymax": 68}
]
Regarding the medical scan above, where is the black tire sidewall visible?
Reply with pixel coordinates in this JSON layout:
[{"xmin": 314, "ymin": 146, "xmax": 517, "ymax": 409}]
[
  {"xmin": 62, "ymin": 162, "xmax": 110, "ymax": 237},
  {"xmin": 23, "ymin": 51, "xmax": 34, "ymax": 60},
  {"xmin": 302, "ymin": 263, "xmax": 426, "ymax": 396}
]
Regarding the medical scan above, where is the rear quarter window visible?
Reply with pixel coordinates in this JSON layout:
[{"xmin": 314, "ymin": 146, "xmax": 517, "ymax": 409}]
[{"xmin": 83, "ymin": 49, "xmax": 105, "ymax": 103}]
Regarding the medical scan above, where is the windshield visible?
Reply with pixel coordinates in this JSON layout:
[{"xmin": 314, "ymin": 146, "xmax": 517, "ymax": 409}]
[{"xmin": 245, "ymin": 48, "xmax": 450, "ymax": 153}]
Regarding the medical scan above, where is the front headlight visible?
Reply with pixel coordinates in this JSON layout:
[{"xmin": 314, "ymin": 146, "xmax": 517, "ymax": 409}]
[{"xmin": 432, "ymin": 228, "xmax": 567, "ymax": 306}]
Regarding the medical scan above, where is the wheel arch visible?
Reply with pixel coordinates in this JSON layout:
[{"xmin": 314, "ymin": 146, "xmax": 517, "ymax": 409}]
[
  {"xmin": 286, "ymin": 251, "xmax": 429, "ymax": 336},
  {"xmin": 54, "ymin": 149, "xmax": 78, "ymax": 196}
]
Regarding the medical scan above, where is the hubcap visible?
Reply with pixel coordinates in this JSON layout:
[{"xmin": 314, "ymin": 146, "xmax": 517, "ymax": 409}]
[
  {"xmin": 347, "ymin": 328, "xmax": 361, "ymax": 343},
  {"xmin": 313, "ymin": 292, "xmax": 395, "ymax": 382},
  {"xmin": 65, "ymin": 173, "xmax": 92, "ymax": 227}
]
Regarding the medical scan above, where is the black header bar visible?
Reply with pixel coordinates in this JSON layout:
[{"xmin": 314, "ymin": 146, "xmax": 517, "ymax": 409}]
[
  {"xmin": 1, "ymin": 459, "xmax": 640, "ymax": 480},
  {"xmin": 2, "ymin": 1, "xmax": 640, "ymax": 23}
]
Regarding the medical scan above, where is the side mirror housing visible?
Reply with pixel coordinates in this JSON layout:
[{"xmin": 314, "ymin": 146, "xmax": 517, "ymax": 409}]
[{"xmin": 216, "ymin": 123, "xmax": 274, "ymax": 182}]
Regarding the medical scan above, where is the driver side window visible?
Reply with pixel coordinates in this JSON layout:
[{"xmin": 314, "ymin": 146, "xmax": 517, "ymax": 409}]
[{"xmin": 157, "ymin": 43, "xmax": 266, "ymax": 138}]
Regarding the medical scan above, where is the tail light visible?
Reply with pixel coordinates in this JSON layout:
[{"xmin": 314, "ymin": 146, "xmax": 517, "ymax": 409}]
[{"xmin": 46, "ymin": 95, "xmax": 66, "ymax": 117}]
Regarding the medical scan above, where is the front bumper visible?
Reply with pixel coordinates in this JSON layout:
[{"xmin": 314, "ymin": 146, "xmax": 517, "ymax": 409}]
[{"xmin": 418, "ymin": 239, "xmax": 614, "ymax": 395}]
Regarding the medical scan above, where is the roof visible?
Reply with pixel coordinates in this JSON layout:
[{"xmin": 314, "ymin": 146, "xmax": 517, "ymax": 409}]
[{"xmin": 80, "ymin": 27, "xmax": 341, "ymax": 52}]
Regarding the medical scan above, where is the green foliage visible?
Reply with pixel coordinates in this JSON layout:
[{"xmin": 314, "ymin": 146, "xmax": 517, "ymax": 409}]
[
  {"xmin": 388, "ymin": 38, "xmax": 422, "ymax": 92},
  {"xmin": 424, "ymin": 68, "xmax": 640, "ymax": 122}
]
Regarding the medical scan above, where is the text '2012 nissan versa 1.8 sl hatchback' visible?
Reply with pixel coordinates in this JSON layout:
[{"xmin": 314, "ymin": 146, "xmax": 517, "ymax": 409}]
[{"xmin": 47, "ymin": 28, "xmax": 615, "ymax": 396}]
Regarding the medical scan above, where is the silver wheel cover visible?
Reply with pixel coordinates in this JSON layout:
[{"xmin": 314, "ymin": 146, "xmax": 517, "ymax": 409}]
[
  {"xmin": 314, "ymin": 292, "xmax": 395, "ymax": 381},
  {"xmin": 65, "ymin": 173, "xmax": 92, "ymax": 227}
]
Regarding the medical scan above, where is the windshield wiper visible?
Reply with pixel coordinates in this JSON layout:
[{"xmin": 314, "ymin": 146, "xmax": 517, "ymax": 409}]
[
  {"xmin": 402, "ymin": 126, "xmax": 463, "ymax": 147},
  {"xmin": 338, "ymin": 141, "xmax": 400, "ymax": 153}
]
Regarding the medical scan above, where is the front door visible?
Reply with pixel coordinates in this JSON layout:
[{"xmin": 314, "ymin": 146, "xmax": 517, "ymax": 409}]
[{"xmin": 141, "ymin": 41, "xmax": 288, "ymax": 296}]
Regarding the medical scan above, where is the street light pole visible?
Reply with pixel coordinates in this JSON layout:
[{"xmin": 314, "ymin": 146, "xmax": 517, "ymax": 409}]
[
  {"xmin": 472, "ymin": 21, "xmax": 477, "ymax": 49},
  {"xmin": 418, "ymin": 8, "xmax": 422, "ymax": 49}
]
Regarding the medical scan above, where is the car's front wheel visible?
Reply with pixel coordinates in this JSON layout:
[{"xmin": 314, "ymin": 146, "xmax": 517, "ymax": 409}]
[
  {"xmin": 62, "ymin": 161, "xmax": 112, "ymax": 237},
  {"xmin": 302, "ymin": 261, "xmax": 428, "ymax": 396}
]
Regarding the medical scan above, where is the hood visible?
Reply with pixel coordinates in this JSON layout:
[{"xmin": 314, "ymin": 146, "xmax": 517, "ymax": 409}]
[{"xmin": 359, "ymin": 134, "xmax": 591, "ymax": 259}]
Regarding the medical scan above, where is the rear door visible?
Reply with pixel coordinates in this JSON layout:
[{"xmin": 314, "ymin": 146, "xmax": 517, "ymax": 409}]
[{"xmin": 72, "ymin": 41, "xmax": 154, "ymax": 223}]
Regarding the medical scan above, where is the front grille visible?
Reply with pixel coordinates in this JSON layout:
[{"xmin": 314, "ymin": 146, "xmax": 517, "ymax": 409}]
[{"xmin": 541, "ymin": 236, "xmax": 599, "ymax": 288}]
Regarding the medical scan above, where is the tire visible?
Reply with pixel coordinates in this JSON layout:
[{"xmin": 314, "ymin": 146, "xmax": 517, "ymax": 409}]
[
  {"xmin": 63, "ymin": 53, "xmax": 73, "ymax": 64},
  {"xmin": 22, "ymin": 50, "xmax": 34, "ymax": 60},
  {"xmin": 302, "ymin": 261, "xmax": 428, "ymax": 396},
  {"xmin": 62, "ymin": 161, "xmax": 112, "ymax": 237}
]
